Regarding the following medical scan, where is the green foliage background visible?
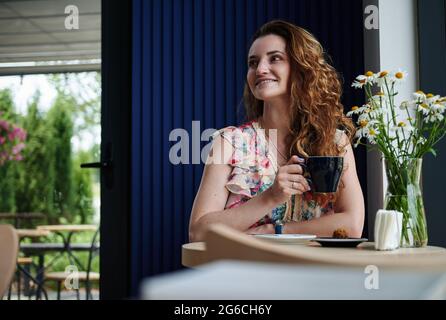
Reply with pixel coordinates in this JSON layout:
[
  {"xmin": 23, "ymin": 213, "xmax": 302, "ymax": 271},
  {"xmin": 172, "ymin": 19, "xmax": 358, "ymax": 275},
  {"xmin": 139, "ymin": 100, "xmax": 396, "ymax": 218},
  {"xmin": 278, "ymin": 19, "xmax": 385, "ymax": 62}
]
[
  {"xmin": 0, "ymin": 73, "xmax": 101, "ymax": 286},
  {"xmin": 0, "ymin": 73, "xmax": 99, "ymax": 225}
]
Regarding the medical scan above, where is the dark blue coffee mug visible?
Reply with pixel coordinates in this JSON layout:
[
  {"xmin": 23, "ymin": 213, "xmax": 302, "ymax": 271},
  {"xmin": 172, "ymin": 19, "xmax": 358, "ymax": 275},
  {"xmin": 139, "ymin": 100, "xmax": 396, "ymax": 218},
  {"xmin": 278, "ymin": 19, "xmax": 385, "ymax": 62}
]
[{"xmin": 301, "ymin": 156, "xmax": 344, "ymax": 193}]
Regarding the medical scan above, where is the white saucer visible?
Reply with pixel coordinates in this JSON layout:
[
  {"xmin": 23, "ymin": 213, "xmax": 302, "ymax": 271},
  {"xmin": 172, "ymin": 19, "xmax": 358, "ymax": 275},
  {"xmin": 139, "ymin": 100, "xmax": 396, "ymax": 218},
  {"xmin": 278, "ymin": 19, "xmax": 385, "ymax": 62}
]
[{"xmin": 252, "ymin": 234, "xmax": 317, "ymax": 244}]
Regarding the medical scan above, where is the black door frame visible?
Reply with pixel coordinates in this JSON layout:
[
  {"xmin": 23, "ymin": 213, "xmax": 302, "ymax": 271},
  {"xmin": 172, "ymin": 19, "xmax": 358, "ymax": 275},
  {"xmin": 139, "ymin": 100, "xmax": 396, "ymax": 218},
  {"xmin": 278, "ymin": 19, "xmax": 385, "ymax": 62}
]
[{"xmin": 100, "ymin": 0, "xmax": 132, "ymax": 299}]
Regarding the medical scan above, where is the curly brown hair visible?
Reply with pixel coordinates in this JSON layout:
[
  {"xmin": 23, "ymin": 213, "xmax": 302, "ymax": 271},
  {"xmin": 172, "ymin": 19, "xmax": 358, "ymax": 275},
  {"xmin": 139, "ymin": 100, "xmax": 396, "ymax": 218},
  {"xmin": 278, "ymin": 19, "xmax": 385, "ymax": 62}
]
[{"xmin": 243, "ymin": 20, "xmax": 356, "ymax": 204}]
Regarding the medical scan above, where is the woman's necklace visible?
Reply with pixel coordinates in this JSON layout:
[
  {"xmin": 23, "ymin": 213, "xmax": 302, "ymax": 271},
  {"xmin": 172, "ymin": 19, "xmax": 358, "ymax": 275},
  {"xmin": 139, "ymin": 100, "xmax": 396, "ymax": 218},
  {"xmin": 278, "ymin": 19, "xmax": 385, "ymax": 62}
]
[
  {"xmin": 269, "ymin": 137, "xmax": 288, "ymax": 162},
  {"xmin": 258, "ymin": 118, "xmax": 289, "ymax": 163}
]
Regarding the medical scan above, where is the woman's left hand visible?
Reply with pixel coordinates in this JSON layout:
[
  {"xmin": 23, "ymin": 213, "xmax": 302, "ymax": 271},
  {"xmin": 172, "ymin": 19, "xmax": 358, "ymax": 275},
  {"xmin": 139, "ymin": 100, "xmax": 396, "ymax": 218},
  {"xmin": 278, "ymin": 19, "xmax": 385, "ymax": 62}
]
[{"xmin": 245, "ymin": 223, "xmax": 275, "ymax": 235}]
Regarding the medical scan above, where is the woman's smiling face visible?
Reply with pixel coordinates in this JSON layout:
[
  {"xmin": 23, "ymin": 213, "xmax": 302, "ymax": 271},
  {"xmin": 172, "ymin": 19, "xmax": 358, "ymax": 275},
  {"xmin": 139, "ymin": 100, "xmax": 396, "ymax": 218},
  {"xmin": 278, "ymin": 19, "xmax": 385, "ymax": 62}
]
[{"xmin": 247, "ymin": 34, "xmax": 291, "ymax": 101}]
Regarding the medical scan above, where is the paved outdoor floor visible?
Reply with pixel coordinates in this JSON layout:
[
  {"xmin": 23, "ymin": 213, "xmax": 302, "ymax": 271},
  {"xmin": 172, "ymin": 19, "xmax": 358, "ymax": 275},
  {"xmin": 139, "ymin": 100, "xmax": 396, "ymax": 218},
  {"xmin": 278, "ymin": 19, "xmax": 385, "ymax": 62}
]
[{"xmin": 3, "ymin": 288, "xmax": 100, "ymax": 300}]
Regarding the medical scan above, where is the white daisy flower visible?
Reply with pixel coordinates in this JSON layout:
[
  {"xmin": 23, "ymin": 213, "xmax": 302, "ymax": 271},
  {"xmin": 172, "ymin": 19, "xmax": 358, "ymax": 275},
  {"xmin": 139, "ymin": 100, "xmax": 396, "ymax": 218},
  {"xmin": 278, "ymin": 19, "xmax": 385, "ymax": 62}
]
[
  {"xmin": 352, "ymin": 80, "xmax": 365, "ymax": 89},
  {"xmin": 367, "ymin": 127, "xmax": 380, "ymax": 144},
  {"xmin": 357, "ymin": 118, "xmax": 369, "ymax": 128},
  {"xmin": 358, "ymin": 112, "xmax": 371, "ymax": 122},
  {"xmin": 436, "ymin": 98, "xmax": 446, "ymax": 109},
  {"xmin": 432, "ymin": 103, "xmax": 445, "ymax": 113},
  {"xmin": 355, "ymin": 126, "xmax": 369, "ymax": 139},
  {"xmin": 391, "ymin": 121, "xmax": 414, "ymax": 135},
  {"xmin": 426, "ymin": 94, "xmax": 441, "ymax": 104},
  {"xmin": 352, "ymin": 71, "xmax": 376, "ymax": 88},
  {"xmin": 417, "ymin": 103, "xmax": 431, "ymax": 116},
  {"xmin": 413, "ymin": 90, "xmax": 427, "ymax": 100},
  {"xmin": 368, "ymin": 107, "xmax": 385, "ymax": 118},
  {"xmin": 357, "ymin": 119, "xmax": 379, "ymax": 129},
  {"xmin": 375, "ymin": 70, "xmax": 390, "ymax": 87},
  {"xmin": 354, "ymin": 127, "xmax": 369, "ymax": 147},
  {"xmin": 390, "ymin": 69, "xmax": 407, "ymax": 83},
  {"xmin": 425, "ymin": 112, "xmax": 444, "ymax": 123},
  {"xmin": 354, "ymin": 120, "xmax": 379, "ymax": 146},
  {"xmin": 352, "ymin": 75, "xmax": 368, "ymax": 87},
  {"xmin": 346, "ymin": 105, "xmax": 369, "ymax": 117},
  {"xmin": 356, "ymin": 105, "xmax": 382, "ymax": 122},
  {"xmin": 399, "ymin": 100, "xmax": 417, "ymax": 111}
]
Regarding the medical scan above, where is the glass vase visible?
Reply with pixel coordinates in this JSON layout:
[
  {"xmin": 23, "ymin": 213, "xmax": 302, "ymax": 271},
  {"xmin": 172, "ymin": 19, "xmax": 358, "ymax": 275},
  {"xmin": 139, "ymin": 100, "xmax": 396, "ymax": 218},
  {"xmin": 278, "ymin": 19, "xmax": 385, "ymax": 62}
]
[{"xmin": 383, "ymin": 158, "xmax": 428, "ymax": 247}]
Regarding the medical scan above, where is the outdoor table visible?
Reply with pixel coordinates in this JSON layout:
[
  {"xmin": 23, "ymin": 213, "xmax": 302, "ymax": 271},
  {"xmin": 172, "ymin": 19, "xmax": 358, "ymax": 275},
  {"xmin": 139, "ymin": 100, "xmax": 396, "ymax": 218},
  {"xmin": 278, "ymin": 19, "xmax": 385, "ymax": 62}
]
[
  {"xmin": 19, "ymin": 242, "xmax": 95, "ymax": 296},
  {"xmin": 17, "ymin": 228, "xmax": 52, "ymax": 270},
  {"xmin": 26, "ymin": 224, "xmax": 98, "ymax": 299},
  {"xmin": 0, "ymin": 213, "xmax": 45, "ymax": 228},
  {"xmin": 10, "ymin": 228, "xmax": 52, "ymax": 299},
  {"xmin": 17, "ymin": 229, "xmax": 51, "ymax": 239},
  {"xmin": 36, "ymin": 225, "xmax": 98, "ymax": 270},
  {"xmin": 182, "ymin": 241, "xmax": 446, "ymax": 270}
]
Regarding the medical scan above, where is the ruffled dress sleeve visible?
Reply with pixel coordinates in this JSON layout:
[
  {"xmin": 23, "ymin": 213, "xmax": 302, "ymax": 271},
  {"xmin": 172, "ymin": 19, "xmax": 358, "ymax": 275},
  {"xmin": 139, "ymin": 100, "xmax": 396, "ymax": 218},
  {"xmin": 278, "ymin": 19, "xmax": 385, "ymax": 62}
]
[{"xmin": 211, "ymin": 124, "xmax": 274, "ymax": 210}]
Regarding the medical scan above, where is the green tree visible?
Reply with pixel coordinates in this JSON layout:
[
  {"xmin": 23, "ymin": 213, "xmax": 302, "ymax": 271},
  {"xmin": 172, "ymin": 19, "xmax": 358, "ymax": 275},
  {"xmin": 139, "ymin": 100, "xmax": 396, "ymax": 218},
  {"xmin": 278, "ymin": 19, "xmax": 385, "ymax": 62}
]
[
  {"xmin": 15, "ymin": 92, "xmax": 56, "ymax": 221},
  {"xmin": 0, "ymin": 89, "xmax": 18, "ymax": 212},
  {"xmin": 72, "ymin": 150, "xmax": 95, "ymax": 224},
  {"xmin": 0, "ymin": 88, "xmax": 15, "ymax": 118},
  {"xmin": 47, "ymin": 72, "xmax": 101, "ymax": 134},
  {"xmin": 47, "ymin": 94, "xmax": 74, "ymax": 222},
  {"xmin": 46, "ymin": 72, "xmax": 101, "ymax": 224},
  {"xmin": 2, "ymin": 73, "xmax": 100, "ymax": 226}
]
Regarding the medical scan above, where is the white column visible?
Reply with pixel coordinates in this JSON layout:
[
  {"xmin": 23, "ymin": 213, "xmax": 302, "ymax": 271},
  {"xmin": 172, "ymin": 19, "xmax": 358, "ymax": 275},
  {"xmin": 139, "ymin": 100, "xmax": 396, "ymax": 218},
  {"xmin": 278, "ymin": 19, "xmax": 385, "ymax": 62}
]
[
  {"xmin": 379, "ymin": 0, "xmax": 420, "ymax": 195},
  {"xmin": 379, "ymin": 0, "xmax": 419, "ymax": 101},
  {"xmin": 364, "ymin": 0, "xmax": 420, "ymax": 239}
]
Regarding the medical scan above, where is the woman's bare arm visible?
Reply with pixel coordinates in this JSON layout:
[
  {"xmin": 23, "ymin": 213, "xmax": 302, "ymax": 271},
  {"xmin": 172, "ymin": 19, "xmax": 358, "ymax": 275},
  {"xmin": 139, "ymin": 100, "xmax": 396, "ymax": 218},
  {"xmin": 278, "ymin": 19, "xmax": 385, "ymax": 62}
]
[
  {"xmin": 276, "ymin": 134, "xmax": 365, "ymax": 238},
  {"xmin": 189, "ymin": 135, "xmax": 279, "ymax": 242}
]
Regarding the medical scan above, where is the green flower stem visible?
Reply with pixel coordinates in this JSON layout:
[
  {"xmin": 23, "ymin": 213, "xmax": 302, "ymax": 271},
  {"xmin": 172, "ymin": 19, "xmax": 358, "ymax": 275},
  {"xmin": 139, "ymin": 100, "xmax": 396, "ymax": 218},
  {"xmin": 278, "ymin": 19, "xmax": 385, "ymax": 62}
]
[
  {"xmin": 384, "ymin": 80, "xmax": 407, "ymax": 156},
  {"xmin": 363, "ymin": 84, "xmax": 400, "ymax": 158},
  {"xmin": 403, "ymin": 106, "xmax": 416, "ymax": 155},
  {"xmin": 384, "ymin": 159, "xmax": 428, "ymax": 247},
  {"xmin": 349, "ymin": 74, "xmax": 446, "ymax": 247},
  {"xmin": 384, "ymin": 80, "xmax": 398, "ymax": 126},
  {"xmin": 415, "ymin": 118, "xmax": 446, "ymax": 157}
]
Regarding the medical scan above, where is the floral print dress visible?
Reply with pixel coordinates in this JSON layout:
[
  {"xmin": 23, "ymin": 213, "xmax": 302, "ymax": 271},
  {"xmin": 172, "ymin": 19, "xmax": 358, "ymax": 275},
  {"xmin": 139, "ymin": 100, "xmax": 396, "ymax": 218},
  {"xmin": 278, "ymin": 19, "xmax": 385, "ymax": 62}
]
[{"xmin": 212, "ymin": 120, "xmax": 343, "ymax": 229}]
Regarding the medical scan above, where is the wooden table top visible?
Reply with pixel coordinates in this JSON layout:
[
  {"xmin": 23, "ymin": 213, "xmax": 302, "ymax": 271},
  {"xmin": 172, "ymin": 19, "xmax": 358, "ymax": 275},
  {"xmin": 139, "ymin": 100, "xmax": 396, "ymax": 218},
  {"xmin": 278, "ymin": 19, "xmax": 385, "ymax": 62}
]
[
  {"xmin": 182, "ymin": 242, "xmax": 207, "ymax": 268},
  {"xmin": 37, "ymin": 224, "xmax": 98, "ymax": 232},
  {"xmin": 17, "ymin": 229, "xmax": 51, "ymax": 238},
  {"xmin": 182, "ymin": 241, "xmax": 446, "ymax": 269}
]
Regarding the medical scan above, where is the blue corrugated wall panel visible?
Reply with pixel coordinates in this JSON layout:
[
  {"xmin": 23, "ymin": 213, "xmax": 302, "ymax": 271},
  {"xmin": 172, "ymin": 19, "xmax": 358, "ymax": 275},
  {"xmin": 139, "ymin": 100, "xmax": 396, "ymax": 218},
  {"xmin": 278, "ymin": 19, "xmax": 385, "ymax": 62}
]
[
  {"xmin": 132, "ymin": 0, "xmax": 366, "ymax": 294},
  {"xmin": 131, "ymin": 0, "xmax": 143, "ymax": 294}
]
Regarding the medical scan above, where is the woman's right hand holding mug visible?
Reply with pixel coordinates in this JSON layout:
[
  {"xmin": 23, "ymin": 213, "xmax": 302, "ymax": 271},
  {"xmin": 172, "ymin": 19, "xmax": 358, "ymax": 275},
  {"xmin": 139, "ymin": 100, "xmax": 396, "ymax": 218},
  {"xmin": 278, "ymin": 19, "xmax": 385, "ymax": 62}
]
[{"xmin": 267, "ymin": 155, "xmax": 311, "ymax": 205}]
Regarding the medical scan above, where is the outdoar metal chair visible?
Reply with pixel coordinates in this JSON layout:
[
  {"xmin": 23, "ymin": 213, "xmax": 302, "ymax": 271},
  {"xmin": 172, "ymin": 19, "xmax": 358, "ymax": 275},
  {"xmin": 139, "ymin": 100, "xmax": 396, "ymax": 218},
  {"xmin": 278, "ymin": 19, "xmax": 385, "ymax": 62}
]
[{"xmin": 44, "ymin": 228, "xmax": 100, "ymax": 300}]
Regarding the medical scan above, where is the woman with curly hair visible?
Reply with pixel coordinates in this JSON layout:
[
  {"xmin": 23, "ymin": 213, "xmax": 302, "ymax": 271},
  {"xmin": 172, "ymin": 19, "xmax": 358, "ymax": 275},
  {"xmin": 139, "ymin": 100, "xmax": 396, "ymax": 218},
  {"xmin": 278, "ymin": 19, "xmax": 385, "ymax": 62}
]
[{"xmin": 189, "ymin": 20, "xmax": 364, "ymax": 242}]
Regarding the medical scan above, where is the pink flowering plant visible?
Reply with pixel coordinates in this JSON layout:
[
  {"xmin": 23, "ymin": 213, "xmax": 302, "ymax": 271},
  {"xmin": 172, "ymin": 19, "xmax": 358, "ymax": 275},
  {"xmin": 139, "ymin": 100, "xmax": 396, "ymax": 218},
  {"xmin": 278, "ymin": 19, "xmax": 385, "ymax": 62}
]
[{"xmin": 0, "ymin": 113, "xmax": 27, "ymax": 165}]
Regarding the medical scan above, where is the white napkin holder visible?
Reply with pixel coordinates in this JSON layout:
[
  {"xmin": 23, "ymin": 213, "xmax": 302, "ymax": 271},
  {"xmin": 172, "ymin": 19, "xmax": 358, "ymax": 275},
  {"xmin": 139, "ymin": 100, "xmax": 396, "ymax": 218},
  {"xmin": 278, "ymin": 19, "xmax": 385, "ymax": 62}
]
[{"xmin": 374, "ymin": 209, "xmax": 403, "ymax": 251}]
